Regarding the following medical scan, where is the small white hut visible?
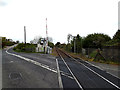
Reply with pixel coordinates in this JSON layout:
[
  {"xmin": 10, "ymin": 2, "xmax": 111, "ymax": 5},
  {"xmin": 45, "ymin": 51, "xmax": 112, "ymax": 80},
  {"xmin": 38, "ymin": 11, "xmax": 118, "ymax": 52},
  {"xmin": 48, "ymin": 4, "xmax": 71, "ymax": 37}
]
[{"xmin": 36, "ymin": 38, "xmax": 52, "ymax": 54}]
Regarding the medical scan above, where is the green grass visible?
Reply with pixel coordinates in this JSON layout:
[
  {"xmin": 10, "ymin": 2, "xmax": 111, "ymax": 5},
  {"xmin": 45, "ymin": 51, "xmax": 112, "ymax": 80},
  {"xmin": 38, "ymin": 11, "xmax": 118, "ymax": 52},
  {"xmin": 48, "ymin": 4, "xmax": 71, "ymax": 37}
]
[
  {"xmin": 13, "ymin": 43, "xmax": 47, "ymax": 54},
  {"xmin": 94, "ymin": 59, "xmax": 120, "ymax": 65},
  {"xmin": 13, "ymin": 43, "xmax": 36, "ymax": 53},
  {"xmin": 89, "ymin": 50, "xmax": 97, "ymax": 58},
  {"xmin": 61, "ymin": 48, "xmax": 120, "ymax": 66}
]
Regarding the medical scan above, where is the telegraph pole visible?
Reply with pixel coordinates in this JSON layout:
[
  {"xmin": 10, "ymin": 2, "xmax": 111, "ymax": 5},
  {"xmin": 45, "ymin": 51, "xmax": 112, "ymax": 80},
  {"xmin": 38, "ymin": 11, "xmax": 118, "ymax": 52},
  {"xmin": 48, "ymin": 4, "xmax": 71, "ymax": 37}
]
[
  {"xmin": 46, "ymin": 18, "xmax": 48, "ymax": 46},
  {"xmin": 74, "ymin": 37, "xmax": 76, "ymax": 53},
  {"xmin": 46, "ymin": 18, "xmax": 48, "ymax": 53},
  {"xmin": 24, "ymin": 26, "xmax": 26, "ymax": 44}
]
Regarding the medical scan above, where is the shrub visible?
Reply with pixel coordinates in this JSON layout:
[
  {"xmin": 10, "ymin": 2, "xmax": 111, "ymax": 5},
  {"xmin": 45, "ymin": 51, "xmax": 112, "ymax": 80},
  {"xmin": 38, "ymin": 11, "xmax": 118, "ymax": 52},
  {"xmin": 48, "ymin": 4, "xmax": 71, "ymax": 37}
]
[{"xmin": 13, "ymin": 43, "xmax": 36, "ymax": 52}]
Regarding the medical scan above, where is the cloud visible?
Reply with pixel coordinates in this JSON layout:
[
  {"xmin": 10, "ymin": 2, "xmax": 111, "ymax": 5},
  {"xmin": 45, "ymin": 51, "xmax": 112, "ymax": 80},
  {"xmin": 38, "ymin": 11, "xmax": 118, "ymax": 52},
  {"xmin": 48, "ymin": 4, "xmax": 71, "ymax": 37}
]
[
  {"xmin": 0, "ymin": 0, "xmax": 12, "ymax": 6},
  {"xmin": 0, "ymin": 1, "xmax": 7, "ymax": 6}
]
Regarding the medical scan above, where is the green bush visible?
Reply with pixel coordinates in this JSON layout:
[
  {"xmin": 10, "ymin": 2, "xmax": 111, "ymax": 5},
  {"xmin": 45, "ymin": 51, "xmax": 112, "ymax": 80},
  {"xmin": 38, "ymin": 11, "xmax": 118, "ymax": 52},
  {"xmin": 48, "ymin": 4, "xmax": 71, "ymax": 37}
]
[
  {"xmin": 89, "ymin": 50, "xmax": 97, "ymax": 58},
  {"xmin": 13, "ymin": 43, "xmax": 36, "ymax": 52}
]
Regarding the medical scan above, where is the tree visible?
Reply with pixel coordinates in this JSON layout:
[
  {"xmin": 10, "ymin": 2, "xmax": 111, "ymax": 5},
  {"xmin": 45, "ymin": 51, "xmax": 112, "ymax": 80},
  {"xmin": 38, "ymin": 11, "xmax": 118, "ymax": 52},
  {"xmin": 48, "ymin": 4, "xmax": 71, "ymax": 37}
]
[
  {"xmin": 2, "ymin": 37, "xmax": 6, "ymax": 48},
  {"xmin": 113, "ymin": 30, "xmax": 120, "ymax": 43},
  {"xmin": 30, "ymin": 36, "xmax": 42, "ymax": 44},
  {"xmin": 55, "ymin": 42, "xmax": 61, "ymax": 47},
  {"xmin": 83, "ymin": 33, "xmax": 111, "ymax": 48},
  {"xmin": 76, "ymin": 34, "xmax": 82, "ymax": 53},
  {"xmin": 2, "ymin": 37, "xmax": 15, "ymax": 48},
  {"xmin": 16, "ymin": 40, "xmax": 19, "ymax": 43},
  {"xmin": 105, "ymin": 30, "xmax": 120, "ymax": 46},
  {"xmin": 70, "ymin": 34, "xmax": 82, "ymax": 53},
  {"xmin": 48, "ymin": 41, "xmax": 54, "ymax": 48},
  {"xmin": 60, "ymin": 43, "xmax": 66, "ymax": 49},
  {"xmin": 67, "ymin": 34, "xmax": 72, "ymax": 44}
]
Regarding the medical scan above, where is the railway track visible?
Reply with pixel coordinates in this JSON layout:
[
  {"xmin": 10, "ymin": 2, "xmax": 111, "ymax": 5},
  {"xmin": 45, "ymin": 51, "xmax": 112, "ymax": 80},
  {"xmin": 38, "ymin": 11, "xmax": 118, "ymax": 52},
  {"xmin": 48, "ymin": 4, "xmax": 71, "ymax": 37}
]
[{"xmin": 55, "ymin": 48, "xmax": 120, "ymax": 89}]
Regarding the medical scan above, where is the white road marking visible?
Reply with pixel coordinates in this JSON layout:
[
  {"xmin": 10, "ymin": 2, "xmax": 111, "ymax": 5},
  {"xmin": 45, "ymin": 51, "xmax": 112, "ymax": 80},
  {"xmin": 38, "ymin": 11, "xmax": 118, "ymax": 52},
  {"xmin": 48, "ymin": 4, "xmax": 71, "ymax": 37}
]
[
  {"xmin": 65, "ymin": 52, "xmax": 120, "ymax": 89},
  {"xmin": 57, "ymin": 51, "xmax": 84, "ymax": 90},
  {"xmin": 84, "ymin": 60, "xmax": 120, "ymax": 79},
  {"xmin": 6, "ymin": 50, "xmax": 57, "ymax": 73},
  {"xmin": 61, "ymin": 73, "xmax": 74, "ymax": 79},
  {"xmin": 5, "ymin": 48, "xmax": 74, "ymax": 80},
  {"xmin": 106, "ymin": 72, "xmax": 120, "ymax": 80},
  {"xmin": 56, "ymin": 59, "xmax": 63, "ymax": 88},
  {"xmin": 78, "ymin": 61, "xmax": 120, "ymax": 89}
]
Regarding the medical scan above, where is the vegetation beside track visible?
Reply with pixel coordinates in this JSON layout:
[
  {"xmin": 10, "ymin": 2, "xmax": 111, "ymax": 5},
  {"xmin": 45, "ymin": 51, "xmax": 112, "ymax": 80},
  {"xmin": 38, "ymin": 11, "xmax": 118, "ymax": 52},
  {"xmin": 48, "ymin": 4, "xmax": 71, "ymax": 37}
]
[
  {"xmin": 59, "ymin": 48, "xmax": 120, "ymax": 65},
  {"xmin": 50, "ymin": 47, "xmax": 58, "ymax": 56},
  {"xmin": 13, "ymin": 43, "xmax": 37, "ymax": 53},
  {"xmin": 53, "ymin": 30, "xmax": 120, "ymax": 65}
]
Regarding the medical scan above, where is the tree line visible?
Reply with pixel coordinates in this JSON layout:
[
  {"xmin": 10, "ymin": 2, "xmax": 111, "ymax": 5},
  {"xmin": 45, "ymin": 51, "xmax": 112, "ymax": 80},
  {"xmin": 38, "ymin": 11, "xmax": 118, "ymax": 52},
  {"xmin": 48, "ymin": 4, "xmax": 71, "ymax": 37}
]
[
  {"xmin": 1, "ymin": 37, "xmax": 19, "ymax": 48},
  {"xmin": 55, "ymin": 30, "xmax": 120, "ymax": 53}
]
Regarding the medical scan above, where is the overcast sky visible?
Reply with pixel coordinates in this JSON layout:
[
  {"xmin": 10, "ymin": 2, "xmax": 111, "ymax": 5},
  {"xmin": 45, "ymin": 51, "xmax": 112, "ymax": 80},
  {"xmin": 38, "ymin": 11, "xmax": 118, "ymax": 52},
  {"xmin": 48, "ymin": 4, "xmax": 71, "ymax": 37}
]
[{"xmin": 0, "ymin": 0, "xmax": 119, "ymax": 44}]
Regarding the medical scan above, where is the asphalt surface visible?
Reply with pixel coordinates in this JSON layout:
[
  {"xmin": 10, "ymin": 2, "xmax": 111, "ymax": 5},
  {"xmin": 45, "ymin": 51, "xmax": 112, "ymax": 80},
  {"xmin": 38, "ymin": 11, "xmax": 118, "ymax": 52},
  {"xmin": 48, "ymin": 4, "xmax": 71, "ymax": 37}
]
[
  {"xmin": 86, "ymin": 61, "xmax": 120, "ymax": 78},
  {"xmin": 0, "ymin": 50, "xmax": 2, "ymax": 89},
  {"xmin": 2, "ymin": 48, "xmax": 59, "ymax": 88},
  {"xmin": 2, "ymin": 47, "xmax": 120, "ymax": 89},
  {"xmin": 56, "ymin": 49, "xmax": 120, "ymax": 89}
]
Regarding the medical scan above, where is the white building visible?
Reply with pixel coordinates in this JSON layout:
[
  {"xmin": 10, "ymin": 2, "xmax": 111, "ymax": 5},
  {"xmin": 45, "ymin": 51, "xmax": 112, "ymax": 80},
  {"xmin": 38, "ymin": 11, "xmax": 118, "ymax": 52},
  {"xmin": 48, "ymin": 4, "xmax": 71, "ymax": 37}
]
[{"xmin": 36, "ymin": 38, "xmax": 52, "ymax": 54}]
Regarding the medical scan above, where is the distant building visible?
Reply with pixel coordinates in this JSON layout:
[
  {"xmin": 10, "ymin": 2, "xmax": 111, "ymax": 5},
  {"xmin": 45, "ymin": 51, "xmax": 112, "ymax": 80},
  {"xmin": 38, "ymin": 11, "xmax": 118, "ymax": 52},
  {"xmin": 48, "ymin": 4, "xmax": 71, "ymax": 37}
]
[{"xmin": 36, "ymin": 38, "xmax": 52, "ymax": 54}]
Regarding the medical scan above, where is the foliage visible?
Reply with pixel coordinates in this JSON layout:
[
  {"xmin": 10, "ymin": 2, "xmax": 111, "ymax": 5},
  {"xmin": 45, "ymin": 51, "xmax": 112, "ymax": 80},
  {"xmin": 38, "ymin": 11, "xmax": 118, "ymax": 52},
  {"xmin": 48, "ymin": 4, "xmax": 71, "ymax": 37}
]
[
  {"xmin": 55, "ymin": 42, "xmax": 61, "ymax": 47},
  {"xmin": 13, "ymin": 43, "xmax": 37, "ymax": 52},
  {"xmin": 105, "ymin": 30, "xmax": 120, "ymax": 46},
  {"xmin": 65, "ymin": 43, "xmax": 71, "ymax": 52},
  {"xmin": 48, "ymin": 41, "xmax": 54, "ymax": 48},
  {"xmin": 60, "ymin": 43, "xmax": 66, "ymax": 48},
  {"xmin": 105, "ymin": 39, "xmax": 120, "ymax": 46},
  {"xmin": 70, "ymin": 34, "xmax": 82, "ymax": 53},
  {"xmin": 16, "ymin": 40, "xmax": 19, "ymax": 43},
  {"xmin": 113, "ymin": 30, "xmax": 120, "ymax": 41},
  {"xmin": 59, "ymin": 31, "xmax": 120, "ymax": 65},
  {"xmin": 67, "ymin": 34, "xmax": 72, "ymax": 44},
  {"xmin": 89, "ymin": 50, "xmax": 97, "ymax": 58},
  {"xmin": 76, "ymin": 34, "xmax": 82, "ymax": 53},
  {"xmin": 2, "ymin": 37, "xmax": 16, "ymax": 48},
  {"xmin": 82, "ymin": 33, "xmax": 111, "ymax": 48}
]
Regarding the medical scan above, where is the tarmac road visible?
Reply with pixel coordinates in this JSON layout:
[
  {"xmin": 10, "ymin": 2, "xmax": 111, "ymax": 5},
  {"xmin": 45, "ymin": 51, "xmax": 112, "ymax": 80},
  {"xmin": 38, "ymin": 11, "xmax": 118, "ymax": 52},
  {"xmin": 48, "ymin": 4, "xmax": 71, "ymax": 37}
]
[
  {"xmin": 2, "ymin": 48, "xmax": 59, "ymax": 88},
  {"xmin": 2, "ymin": 46, "xmax": 120, "ymax": 89}
]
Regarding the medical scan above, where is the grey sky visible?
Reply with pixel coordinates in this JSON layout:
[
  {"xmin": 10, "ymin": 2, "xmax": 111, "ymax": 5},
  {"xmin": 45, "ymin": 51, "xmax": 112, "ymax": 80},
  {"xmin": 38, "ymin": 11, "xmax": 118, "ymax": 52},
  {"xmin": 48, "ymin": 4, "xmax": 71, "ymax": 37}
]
[{"xmin": 0, "ymin": 0, "xmax": 119, "ymax": 44}]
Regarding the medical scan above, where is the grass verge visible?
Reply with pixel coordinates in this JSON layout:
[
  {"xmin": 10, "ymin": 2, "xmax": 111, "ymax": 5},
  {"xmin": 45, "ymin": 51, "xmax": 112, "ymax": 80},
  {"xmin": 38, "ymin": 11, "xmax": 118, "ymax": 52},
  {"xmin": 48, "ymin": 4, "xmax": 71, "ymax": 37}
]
[{"xmin": 60, "ymin": 48, "xmax": 120, "ymax": 66}]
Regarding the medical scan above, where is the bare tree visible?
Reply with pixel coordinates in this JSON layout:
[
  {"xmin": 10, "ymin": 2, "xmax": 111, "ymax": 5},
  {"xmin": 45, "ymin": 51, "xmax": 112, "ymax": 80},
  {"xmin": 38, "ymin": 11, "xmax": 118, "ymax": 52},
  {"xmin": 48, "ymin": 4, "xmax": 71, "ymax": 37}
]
[
  {"xmin": 48, "ymin": 37, "xmax": 53, "ymax": 42},
  {"xmin": 67, "ymin": 34, "xmax": 72, "ymax": 44},
  {"xmin": 30, "ymin": 36, "xmax": 42, "ymax": 44}
]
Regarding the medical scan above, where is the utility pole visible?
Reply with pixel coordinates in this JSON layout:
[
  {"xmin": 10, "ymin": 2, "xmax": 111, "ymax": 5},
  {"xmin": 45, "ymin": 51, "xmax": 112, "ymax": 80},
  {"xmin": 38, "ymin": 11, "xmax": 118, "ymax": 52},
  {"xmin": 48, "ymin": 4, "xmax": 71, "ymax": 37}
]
[
  {"xmin": 81, "ymin": 37, "xmax": 82, "ymax": 54},
  {"xmin": 73, "ymin": 36, "xmax": 76, "ymax": 53},
  {"xmin": 24, "ymin": 26, "xmax": 26, "ymax": 44},
  {"xmin": 45, "ymin": 18, "xmax": 48, "ymax": 54}
]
